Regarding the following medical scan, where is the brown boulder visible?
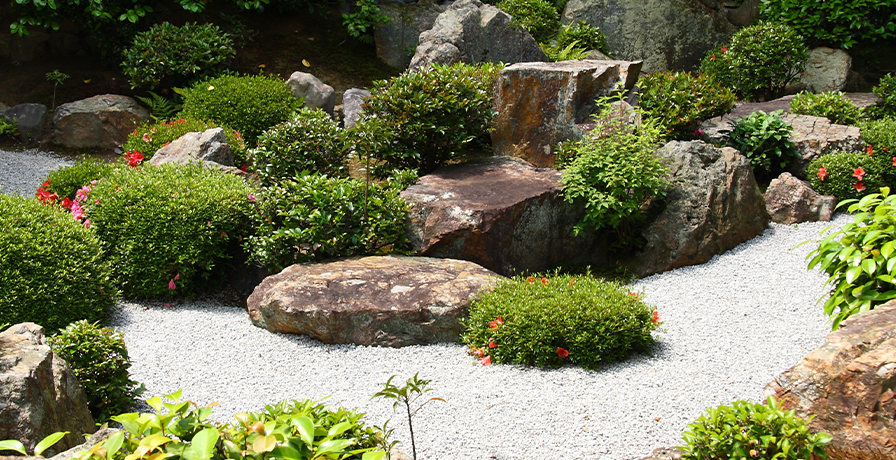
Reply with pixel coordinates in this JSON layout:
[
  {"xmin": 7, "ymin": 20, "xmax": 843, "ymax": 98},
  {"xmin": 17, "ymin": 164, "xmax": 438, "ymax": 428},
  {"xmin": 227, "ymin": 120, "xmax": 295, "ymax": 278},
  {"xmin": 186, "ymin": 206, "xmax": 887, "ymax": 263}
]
[
  {"xmin": 400, "ymin": 157, "xmax": 610, "ymax": 276},
  {"xmin": 0, "ymin": 323, "xmax": 95, "ymax": 456},
  {"xmin": 765, "ymin": 300, "xmax": 896, "ymax": 455},
  {"xmin": 49, "ymin": 94, "xmax": 150, "ymax": 150},
  {"xmin": 765, "ymin": 172, "xmax": 836, "ymax": 224},
  {"xmin": 492, "ymin": 60, "xmax": 642, "ymax": 168},
  {"xmin": 246, "ymin": 256, "xmax": 498, "ymax": 347}
]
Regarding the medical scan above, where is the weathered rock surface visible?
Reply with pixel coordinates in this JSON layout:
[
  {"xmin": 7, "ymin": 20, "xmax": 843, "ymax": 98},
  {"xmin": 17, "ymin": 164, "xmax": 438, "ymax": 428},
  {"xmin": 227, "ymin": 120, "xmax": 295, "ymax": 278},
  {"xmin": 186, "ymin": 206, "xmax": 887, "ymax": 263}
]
[
  {"xmin": 0, "ymin": 323, "xmax": 95, "ymax": 456},
  {"xmin": 342, "ymin": 88, "xmax": 371, "ymax": 129},
  {"xmin": 765, "ymin": 299, "xmax": 896, "ymax": 456},
  {"xmin": 0, "ymin": 103, "xmax": 48, "ymax": 141},
  {"xmin": 400, "ymin": 157, "xmax": 609, "ymax": 276},
  {"xmin": 782, "ymin": 113, "xmax": 865, "ymax": 178},
  {"xmin": 623, "ymin": 141, "xmax": 768, "ymax": 277},
  {"xmin": 409, "ymin": 0, "xmax": 548, "ymax": 70},
  {"xmin": 492, "ymin": 59, "xmax": 642, "ymax": 167},
  {"xmin": 562, "ymin": 0, "xmax": 738, "ymax": 73},
  {"xmin": 375, "ymin": 1, "xmax": 444, "ymax": 69},
  {"xmin": 765, "ymin": 172, "xmax": 836, "ymax": 225},
  {"xmin": 246, "ymin": 256, "xmax": 498, "ymax": 347},
  {"xmin": 793, "ymin": 47, "xmax": 852, "ymax": 94},
  {"xmin": 49, "ymin": 94, "xmax": 150, "ymax": 150},
  {"xmin": 50, "ymin": 428, "xmax": 117, "ymax": 460},
  {"xmin": 286, "ymin": 72, "xmax": 336, "ymax": 116},
  {"xmin": 149, "ymin": 128, "xmax": 234, "ymax": 168}
]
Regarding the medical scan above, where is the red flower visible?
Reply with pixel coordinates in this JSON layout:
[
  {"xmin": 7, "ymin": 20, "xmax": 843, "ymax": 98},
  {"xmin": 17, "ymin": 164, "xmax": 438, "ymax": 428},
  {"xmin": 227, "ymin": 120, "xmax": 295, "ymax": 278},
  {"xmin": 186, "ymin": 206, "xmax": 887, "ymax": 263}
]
[
  {"xmin": 652, "ymin": 311, "xmax": 660, "ymax": 324},
  {"xmin": 496, "ymin": 316, "xmax": 504, "ymax": 325},
  {"xmin": 853, "ymin": 167, "xmax": 866, "ymax": 181},
  {"xmin": 720, "ymin": 45, "xmax": 728, "ymax": 53},
  {"xmin": 472, "ymin": 348, "xmax": 484, "ymax": 357},
  {"xmin": 817, "ymin": 167, "xmax": 827, "ymax": 182},
  {"xmin": 489, "ymin": 320, "xmax": 498, "ymax": 330},
  {"xmin": 479, "ymin": 356, "xmax": 492, "ymax": 366},
  {"xmin": 710, "ymin": 54, "xmax": 716, "ymax": 61},
  {"xmin": 557, "ymin": 347, "xmax": 569, "ymax": 358},
  {"xmin": 60, "ymin": 197, "xmax": 73, "ymax": 210},
  {"xmin": 488, "ymin": 341, "xmax": 497, "ymax": 348},
  {"xmin": 240, "ymin": 165, "xmax": 248, "ymax": 172},
  {"xmin": 569, "ymin": 278, "xmax": 577, "ymax": 287},
  {"xmin": 854, "ymin": 182, "xmax": 866, "ymax": 192},
  {"xmin": 892, "ymin": 157, "xmax": 896, "ymax": 166},
  {"xmin": 527, "ymin": 276, "xmax": 536, "ymax": 284},
  {"xmin": 541, "ymin": 276, "xmax": 548, "ymax": 285},
  {"xmin": 126, "ymin": 151, "xmax": 145, "ymax": 167},
  {"xmin": 867, "ymin": 145, "xmax": 874, "ymax": 155}
]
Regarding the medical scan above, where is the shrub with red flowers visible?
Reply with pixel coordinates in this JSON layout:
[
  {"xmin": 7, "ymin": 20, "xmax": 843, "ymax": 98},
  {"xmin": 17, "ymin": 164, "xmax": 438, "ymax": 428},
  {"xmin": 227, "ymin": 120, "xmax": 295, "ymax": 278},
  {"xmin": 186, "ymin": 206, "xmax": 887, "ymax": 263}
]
[
  {"xmin": 807, "ymin": 146, "xmax": 896, "ymax": 201},
  {"xmin": 44, "ymin": 157, "xmax": 118, "ymax": 203},
  {"xmin": 122, "ymin": 118, "xmax": 248, "ymax": 168},
  {"xmin": 461, "ymin": 271, "xmax": 660, "ymax": 369}
]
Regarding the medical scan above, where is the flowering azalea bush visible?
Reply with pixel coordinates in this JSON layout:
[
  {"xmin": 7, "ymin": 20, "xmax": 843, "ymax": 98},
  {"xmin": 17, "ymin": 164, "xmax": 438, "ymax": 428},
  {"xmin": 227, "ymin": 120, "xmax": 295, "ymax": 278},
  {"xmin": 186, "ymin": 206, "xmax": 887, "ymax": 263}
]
[
  {"xmin": 122, "ymin": 118, "xmax": 248, "ymax": 168},
  {"xmin": 44, "ymin": 157, "xmax": 118, "ymax": 202},
  {"xmin": 807, "ymin": 146, "xmax": 895, "ymax": 200},
  {"xmin": 461, "ymin": 271, "xmax": 660, "ymax": 369}
]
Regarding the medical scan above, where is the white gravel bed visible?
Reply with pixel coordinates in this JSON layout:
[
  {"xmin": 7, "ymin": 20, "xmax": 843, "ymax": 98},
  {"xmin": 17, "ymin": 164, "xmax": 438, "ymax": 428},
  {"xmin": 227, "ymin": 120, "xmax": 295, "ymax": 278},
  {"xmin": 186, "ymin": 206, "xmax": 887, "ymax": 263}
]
[
  {"xmin": 109, "ymin": 214, "xmax": 847, "ymax": 460},
  {"xmin": 0, "ymin": 148, "xmax": 75, "ymax": 196}
]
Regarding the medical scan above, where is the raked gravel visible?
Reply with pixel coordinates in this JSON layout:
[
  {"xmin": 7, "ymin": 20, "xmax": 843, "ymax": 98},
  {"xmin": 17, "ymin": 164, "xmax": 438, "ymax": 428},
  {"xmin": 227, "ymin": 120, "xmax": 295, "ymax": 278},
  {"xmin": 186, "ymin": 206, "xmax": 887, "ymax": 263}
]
[{"xmin": 2, "ymin": 147, "xmax": 846, "ymax": 460}]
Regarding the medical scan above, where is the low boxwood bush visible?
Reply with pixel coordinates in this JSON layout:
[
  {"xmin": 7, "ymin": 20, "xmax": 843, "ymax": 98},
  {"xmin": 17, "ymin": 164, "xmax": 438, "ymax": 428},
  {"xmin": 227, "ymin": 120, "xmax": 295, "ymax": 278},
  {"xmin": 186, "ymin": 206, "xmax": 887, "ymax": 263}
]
[
  {"xmin": 789, "ymin": 91, "xmax": 865, "ymax": 126},
  {"xmin": 868, "ymin": 73, "xmax": 896, "ymax": 120},
  {"xmin": 247, "ymin": 173, "xmax": 409, "ymax": 272},
  {"xmin": 729, "ymin": 110, "xmax": 800, "ymax": 174},
  {"xmin": 638, "ymin": 71, "xmax": 736, "ymax": 139},
  {"xmin": 359, "ymin": 62, "xmax": 500, "ymax": 177},
  {"xmin": 858, "ymin": 117, "xmax": 896, "ymax": 152},
  {"xmin": 807, "ymin": 148, "xmax": 895, "ymax": 201},
  {"xmin": 0, "ymin": 194, "xmax": 116, "ymax": 332},
  {"xmin": 679, "ymin": 396, "xmax": 831, "ymax": 460},
  {"xmin": 461, "ymin": 271, "xmax": 659, "ymax": 369},
  {"xmin": 250, "ymin": 108, "xmax": 348, "ymax": 184},
  {"xmin": 121, "ymin": 22, "xmax": 235, "ymax": 90},
  {"xmin": 497, "ymin": 0, "xmax": 560, "ymax": 43},
  {"xmin": 45, "ymin": 157, "xmax": 118, "ymax": 201},
  {"xmin": 48, "ymin": 321, "xmax": 143, "ymax": 422},
  {"xmin": 84, "ymin": 163, "xmax": 256, "ymax": 298},
  {"xmin": 805, "ymin": 188, "xmax": 896, "ymax": 329},
  {"xmin": 123, "ymin": 118, "xmax": 249, "ymax": 168},
  {"xmin": 181, "ymin": 74, "xmax": 303, "ymax": 145},
  {"xmin": 760, "ymin": 0, "xmax": 896, "ymax": 49}
]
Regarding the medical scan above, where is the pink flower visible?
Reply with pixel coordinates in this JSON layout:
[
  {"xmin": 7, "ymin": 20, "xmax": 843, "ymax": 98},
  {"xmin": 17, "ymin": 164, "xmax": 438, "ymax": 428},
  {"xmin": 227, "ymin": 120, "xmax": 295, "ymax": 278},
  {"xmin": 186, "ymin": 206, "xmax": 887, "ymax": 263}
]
[
  {"xmin": 248, "ymin": 194, "xmax": 257, "ymax": 202},
  {"xmin": 165, "ymin": 303, "xmax": 173, "ymax": 308},
  {"xmin": 817, "ymin": 167, "xmax": 827, "ymax": 182},
  {"xmin": 693, "ymin": 128, "xmax": 705, "ymax": 137},
  {"xmin": 557, "ymin": 347, "xmax": 569, "ymax": 358},
  {"xmin": 472, "ymin": 348, "xmax": 484, "ymax": 357},
  {"xmin": 174, "ymin": 273, "xmax": 180, "ymax": 281},
  {"xmin": 75, "ymin": 185, "xmax": 90, "ymax": 202},
  {"xmin": 168, "ymin": 279, "xmax": 177, "ymax": 290},
  {"xmin": 142, "ymin": 133, "xmax": 152, "ymax": 143},
  {"xmin": 854, "ymin": 182, "xmax": 866, "ymax": 192},
  {"xmin": 71, "ymin": 202, "xmax": 84, "ymax": 220},
  {"xmin": 83, "ymin": 219, "xmax": 91, "ymax": 229},
  {"xmin": 479, "ymin": 356, "xmax": 492, "ymax": 366},
  {"xmin": 853, "ymin": 167, "xmax": 866, "ymax": 181}
]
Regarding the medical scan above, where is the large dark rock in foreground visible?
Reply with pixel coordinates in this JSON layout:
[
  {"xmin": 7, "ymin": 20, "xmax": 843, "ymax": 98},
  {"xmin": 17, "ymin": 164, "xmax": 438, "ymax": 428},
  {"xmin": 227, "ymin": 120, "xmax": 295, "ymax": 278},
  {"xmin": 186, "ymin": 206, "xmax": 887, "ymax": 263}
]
[
  {"xmin": 400, "ymin": 157, "xmax": 609, "ymax": 276},
  {"xmin": 623, "ymin": 141, "xmax": 768, "ymax": 277},
  {"xmin": 0, "ymin": 323, "xmax": 95, "ymax": 456},
  {"xmin": 246, "ymin": 256, "xmax": 498, "ymax": 347},
  {"xmin": 766, "ymin": 300, "xmax": 896, "ymax": 456}
]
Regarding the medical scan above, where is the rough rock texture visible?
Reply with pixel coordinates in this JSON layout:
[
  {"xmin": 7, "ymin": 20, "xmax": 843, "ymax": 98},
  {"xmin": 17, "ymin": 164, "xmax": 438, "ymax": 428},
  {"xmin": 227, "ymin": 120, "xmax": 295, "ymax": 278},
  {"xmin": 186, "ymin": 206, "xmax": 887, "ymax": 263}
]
[
  {"xmin": 794, "ymin": 47, "xmax": 852, "ymax": 94},
  {"xmin": 246, "ymin": 256, "xmax": 498, "ymax": 347},
  {"xmin": 765, "ymin": 299, "xmax": 896, "ymax": 456},
  {"xmin": 50, "ymin": 428, "xmax": 117, "ymax": 460},
  {"xmin": 492, "ymin": 60, "xmax": 642, "ymax": 167},
  {"xmin": 400, "ymin": 157, "xmax": 609, "ymax": 276},
  {"xmin": 1, "ymin": 103, "xmax": 48, "ymax": 141},
  {"xmin": 341, "ymin": 88, "xmax": 371, "ymax": 129},
  {"xmin": 409, "ymin": 0, "xmax": 548, "ymax": 70},
  {"xmin": 286, "ymin": 72, "xmax": 336, "ymax": 116},
  {"xmin": 562, "ymin": 0, "xmax": 738, "ymax": 73},
  {"xmin": 49, "ymin": 94, "xmax": 150, "ymax": 150},
  {"xmin": 765, "ymin": 172, "xmax": 836, "ymax": 225},
  {"xmin": 782, "ymin": 113, "xmax": 865, "ymax": 178},
  {"xmin": 374, "ymin": 1, "xmax": 444, "ymax": 69},
  {"xmin": 623, "ymin": 141, "xmax": 769, "ymax": 277},
  {"xmin": 0, "ymin": 323, "xmax": 95, "ymax": 456},
  {"xmin": 149, "ymin": 128, "xmax": 234, "ymax": 168}
]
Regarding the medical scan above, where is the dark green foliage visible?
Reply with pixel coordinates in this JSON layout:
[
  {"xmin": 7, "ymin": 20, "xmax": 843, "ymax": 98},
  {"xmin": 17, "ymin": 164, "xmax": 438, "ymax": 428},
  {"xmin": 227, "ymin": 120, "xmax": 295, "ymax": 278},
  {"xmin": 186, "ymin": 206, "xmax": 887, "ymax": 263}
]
[
  {"xmin": 680, "ymin": 396, "xmax": 831, "ymax": 460},
  {"xmin": 760, "ymin": 0, "xmax": 896, "ymax": 49},
  {"xmin": 868, "ymin": 73, "xmax": 896, "ymax": 120},
  {"xmin": 496, "ymin": 0, "xmax": 560, "ymax": 43},
  {"xmin": 0, "ymin": 117, "xmax": 17, "ymax": 137},
  {"xmin": 789, "ymin": 91, "xmax": 865, "ymax": 126},
  {"xmin": 638, "ymin": 71, "xmax": 736, "ymax": 139},
  {"xmin": 0, "ymin": 195, "xmax": 116, "ymax": 332},
  {"xmin": 461, "ymin": 271, "xmax": 659, "ymax": 369},
  {"xmin": 251, "ymin": 108, "xmax": 348, "ymax": 184},
  {"xmin": 85, "ymin": 163, "xmax": 255, "ymax": 298},
  {"xmin": 555, "ymin": 20, "xmax": 608, "ymax": 54},
  {"xmin": 121, "ymin": 22, "xmax": 235, "ymax": 90},
  {"xmin": 730, "ymin": 110, "xmax": 799, "ymax": 173},
  {"xmin": 247, "ymin": 173, "xmax": 409, "ymax": 272},
  {"xmin": 122, "ymin": 118, "xmax": 249, "ymax": 168},
  {"xmin": 359, "ymin": 63, "xmax": 500, "ymax": 177},
  {"xmin": 698, "ymin": 44, "xmax": 736, "ymax": 90},
  {"xmin": 181, "ymin": 74, "xmax": 304, "ymax": 145},
  {"xmin": 858, "ymin": 117, "xmax": 896, "ymax": 152},
  {"xmin": 342, "ymin": 0, "xmax": 390, "ymax": 44},
  {"xmin": 48, "ymin": 321, "xmax": 143, "ymax": 422},
  {"xmin": 46, "ymin": 157, "xmax": 118, "ymax": 201},
  {"xmin": 807, "ymin": 149, "xmax": 894, "ymax": 201}
]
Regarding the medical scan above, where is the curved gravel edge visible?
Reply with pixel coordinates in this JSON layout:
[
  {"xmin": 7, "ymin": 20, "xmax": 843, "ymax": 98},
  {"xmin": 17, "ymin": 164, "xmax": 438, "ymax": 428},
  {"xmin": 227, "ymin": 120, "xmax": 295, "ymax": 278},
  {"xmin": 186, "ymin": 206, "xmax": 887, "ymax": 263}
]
[{"xmin": 0, "ymin": 148, "xmax": 76, "ymax": 196}]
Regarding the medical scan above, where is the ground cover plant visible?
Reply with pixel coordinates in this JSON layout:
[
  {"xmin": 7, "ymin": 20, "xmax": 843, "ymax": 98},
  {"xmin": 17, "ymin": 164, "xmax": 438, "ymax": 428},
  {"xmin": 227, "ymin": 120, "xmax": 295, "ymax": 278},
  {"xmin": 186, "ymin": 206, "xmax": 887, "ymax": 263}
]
[
  {"xmin": 729, "ymin": 110, "xmax": 799, "ymax": 176},
  {"xmin": 789, "ymin": 91, "xmax": 865, "ymax": 126},
  {"xmin": 637, "ymin": 71, "xmax": 736, "ymax": 140},
  {"xmin": 807, "ymin": 146, "xmax": 894, "ymax": 201},
  {"xmin": 251, "ymin": 108, "xmax": 348, "ymax": 184},
  {"xmin": 123, "ymin": 118, "xmax": 249, "ymax": 167},
  {"xmin": 462, "ymin": 271, "xmax": 660, "ymax": 369}
]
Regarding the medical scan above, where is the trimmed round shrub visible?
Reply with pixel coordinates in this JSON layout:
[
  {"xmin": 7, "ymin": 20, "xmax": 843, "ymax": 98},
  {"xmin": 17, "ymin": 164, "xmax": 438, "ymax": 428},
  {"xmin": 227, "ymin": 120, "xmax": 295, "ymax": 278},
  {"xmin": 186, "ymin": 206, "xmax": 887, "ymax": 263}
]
[
  {"xmin": 807, "ymin": 148, "xmax": 894, "ymax": 201},
  {"xmin": 461, "ymin": 272, "xmax": 660, "ymax": 369},
  {"xmin": 858, "ymin": 117, "xmax": 896, "ymax": 152},
  {"xmin": 868, "ymin": 73, "xmax": 896, "ymax": 120},
  {"xmin": 0, "ymin": 194, "xmax": 116, "ymax": 332},
  {"xmin": 638, "ymin": 71, "xmax": 736, "ymax": 139},
  {"xmin": 497, "ymin": 0, "xmax": 560, "ymax": 42},
  {"xmin": 84, "ymin": 163, "xmax": 256, "ymax": 298},
  {"xmin": 247, "ymin": 173, "xmax": 409, "ymax": 272},
  {"xmin": 181, "ymin": 74, "xmax": 303, "ymax": 144},
  {"xmin": 760, "ymin": 0, "xmax": 896, "ymax": 49},
  {"xmin": 121, "ymin": 22, "xmax": 235, "ymax": 90},
  {"xmin": 251, "ymin": 108, "xmax": 348, "ymax": 184},
  {"xmin": 122, "ymin": 118, "xmax": 249, "ymax": 168},
  {"xmin": 679, "ymin": 396, "xmax": 831, "ymax": 460},
  {"xmin": 46, "ymin": 157, "xmax": 118, "ymax": 201},
  {"xmin": 360, "ymin": 62, "xmax": 500, "ymax": 177},
  {"xmin": 730, "ymin": 110, "xmax": 800, "ymax": 173},
  {"xmin": 789, "ymin": 91, "xmax": 864, "ymax": 126},
  {"xmin": 555, "ymin": 20, "xmax": 608, "ymax": 54},
  {"xmin": 49, "ymin": 321, "xmax": 143, "ymax": 422}
]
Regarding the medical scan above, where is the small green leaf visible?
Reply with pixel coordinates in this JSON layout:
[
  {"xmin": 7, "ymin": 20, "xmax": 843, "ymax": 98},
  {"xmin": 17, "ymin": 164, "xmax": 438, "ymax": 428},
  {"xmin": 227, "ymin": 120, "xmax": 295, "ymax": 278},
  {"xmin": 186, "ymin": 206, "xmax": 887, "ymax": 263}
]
[
  {"xmin": 0, "ymin": 440, "xmax": 27, "ymax": 456},
  {"xmin": 34, "ymin": 432, "xmax": 69, "ymax": 456}
]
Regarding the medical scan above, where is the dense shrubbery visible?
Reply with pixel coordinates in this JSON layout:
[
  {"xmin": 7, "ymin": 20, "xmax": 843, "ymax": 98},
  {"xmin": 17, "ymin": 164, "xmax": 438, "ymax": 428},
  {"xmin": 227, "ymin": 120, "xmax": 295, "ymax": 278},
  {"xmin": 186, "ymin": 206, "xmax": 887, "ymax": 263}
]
[
  {"xmin": 760, "ymin": 0, "xmax": 896, "ymax": 49},
  {"xmin": 789, "ymin": 91, "xmax": 864, "ymax": 126},
  {"xmin": 121, "ymin": 22, "xmax": 235, "ymax": 90},
  {"xmin": 868, "ymin": 73, "xmax": 896, "ymax": 120},
  {"xmin": 807, "ymin": 147, "xmax": 894, "ymax": 201},
  {"xmin": 123, "ymin": 118, "xmax": 249, "ymax": 167},
  {"xmin": 181, "ymin": 74, "xmax": 303, "ymax": 144},
  {"xmin": 680, "ymin": 396, "xmax": 831, "ymax": 460},
  {"xmin": 0, "ymin": 194, "xmax": 115, "ymax": 332},
  {"xmin": 555, "ymin": 20, "xmax": 608, "ymax": 54},
  {"xmin": 46, "ymin": 158, "xmax": 118, "ymax": 201},
  {"xmin": 497, "ymin": 0, "xmax": 560, "ymax": 43},
  {"xmin": 461, "ymin": 272, "xmax": 659, "ymax": 369},
  {"xmin": 251, "ymin": 108, "xmax": 348, "ymax": 184},
  {"xmin": 247, "ymin": 173, "xmax": 409, "ymax": 272},
  {"xmin": 85, "ymin": 163, "xmax": 255, "ymax": 298},
  {"xmin": 858, "ymin": 117, "xmax": 896, "ymax": 152},
  {"xmin": 48, "ymin": 321, "xmax": 143, "ymax": 422},
  {"xmin": 359, "ymin": 63, "xmax": 500, "ymax": 177},
  {"xmin": 729, "ymin": 110, "xmax": 799, "ymax": 174},
  {"xmin": 637, "ymin": 71, "xmax": 736, "ymax": 139}
]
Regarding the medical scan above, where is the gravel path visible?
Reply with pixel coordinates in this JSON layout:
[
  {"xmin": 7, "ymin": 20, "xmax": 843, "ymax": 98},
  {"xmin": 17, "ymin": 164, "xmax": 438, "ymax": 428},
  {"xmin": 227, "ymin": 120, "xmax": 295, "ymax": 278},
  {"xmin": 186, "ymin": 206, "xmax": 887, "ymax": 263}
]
[{"xmin": 0, "ymin": 148, "xmax": 75, "ymax": 196}]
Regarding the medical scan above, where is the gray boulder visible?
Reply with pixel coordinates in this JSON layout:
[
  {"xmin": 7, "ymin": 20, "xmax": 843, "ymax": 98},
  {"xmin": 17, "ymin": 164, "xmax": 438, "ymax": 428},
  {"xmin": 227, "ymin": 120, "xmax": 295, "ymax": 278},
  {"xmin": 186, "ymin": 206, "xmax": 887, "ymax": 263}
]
[
  {"xmin": 342, "ymin": 88, "xmax": 371, "ymax": 129},
  {"xmin": 623, "ymin": 141, "xmax": 769, "ymax": 277},
  {"xmin": 286, "ymin": 72, "xmax": 336, "ymax": 116},
  {"xmin": 765, "ymin": 172, "xmax": 836, "ymax": 225},
  {"xmin": 49, "ymin": 94, "xmax": 150, "ymax": 150},
  {"xmin": 562, "ymin": 0, "xmax": 738, "ymax": 73},
  {"xmin": 409, "ymin": 0, "xmax": 548, "ymax": 70},
  {"xmin": 792, "ymin": 47, "xmax": 852, "ymax": 94},
  {"xmin": 149, "ymin": 128, "xmax": 234, "ymax": 168},
  {"xmin": 0, "ymin": 323, "xmax": 95, "ymax": 456},
  {"xmin": 1, "ymin": 103, "xmax": 48, "ymax": 141},
  {"xmin": 374, "ymin": 1, "xmax": 444, "ymax": 69},
  {"xmin": 782, "ymin": 113, "xmax": 865, "ymax": 178}
]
